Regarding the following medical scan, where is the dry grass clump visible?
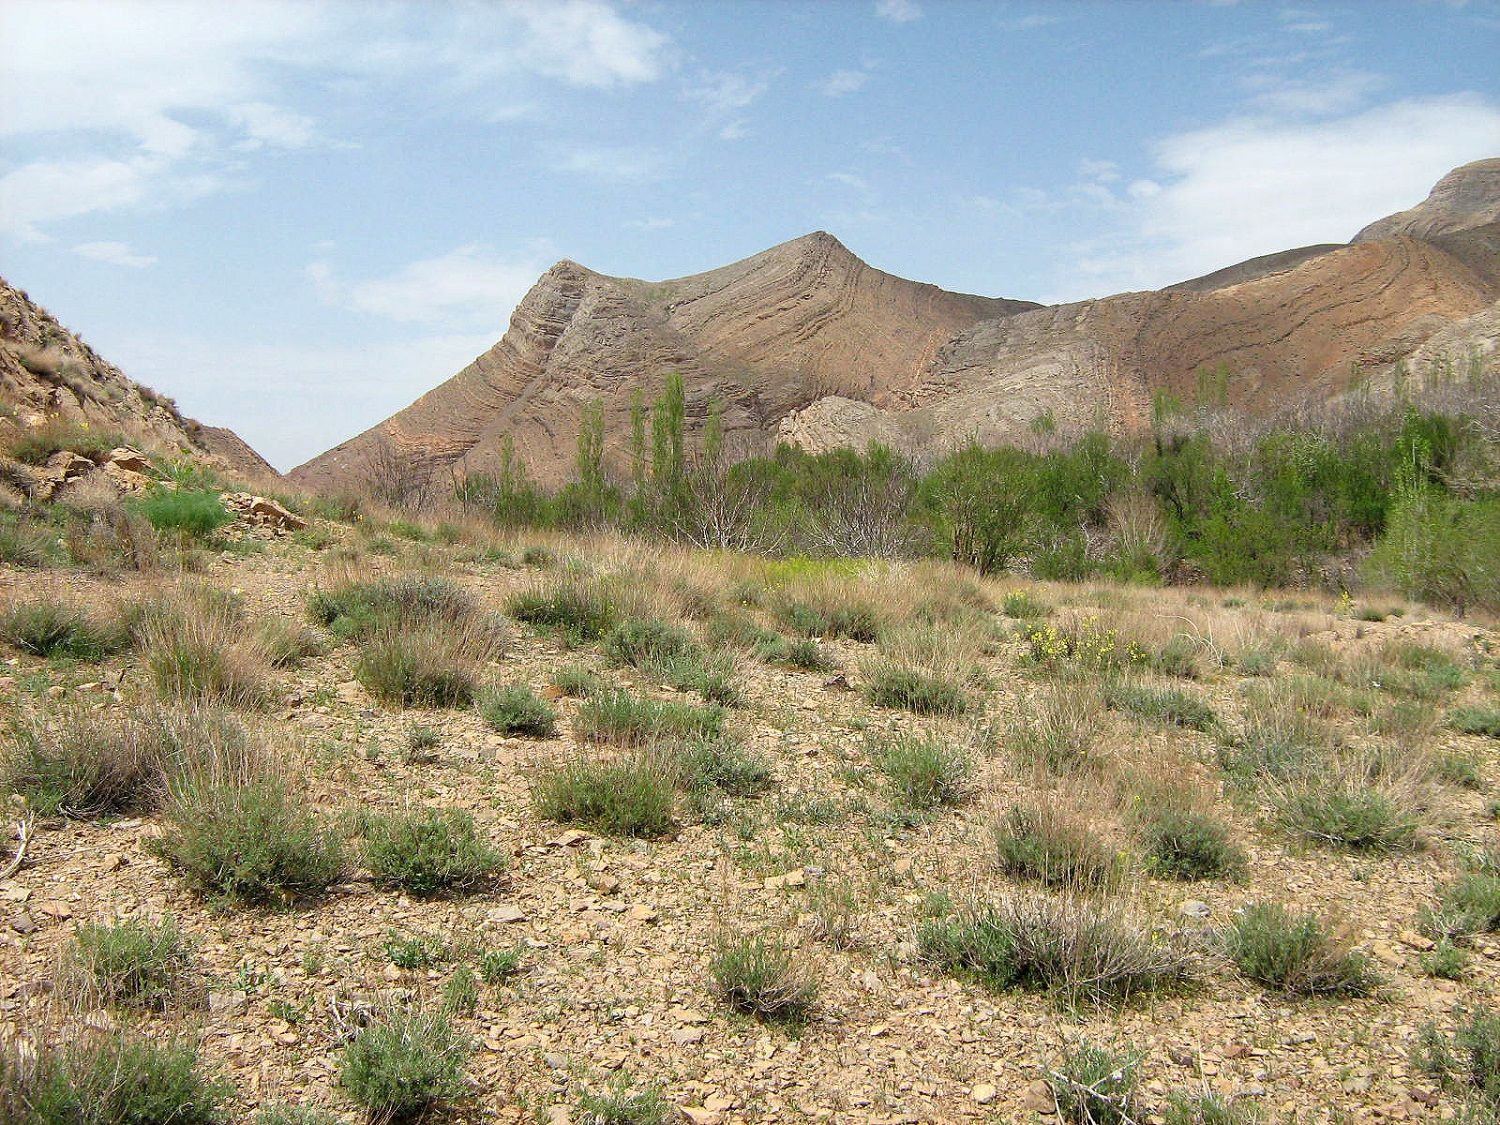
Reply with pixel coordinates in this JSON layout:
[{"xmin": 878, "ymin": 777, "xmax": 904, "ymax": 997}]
[
  {"xmin": 507, "ymin": 572, "xmax": 619, "ymax": 644},
  {"xmin": 477, "ymin": 682, "xmax": 558, "ymax": 737},
  {"xmin": 63, "ymin": 916, "xmax": 192, "ymax": 1011},
  {"xmin": 1104, "ymin": 677, "xmax": 1216, "ymax": 731},
  {"xmin": 132, "ymin": 585, "xmax": 271, "ymax": 707},
  {"xmin": 1223, "ymin": 902, "xmax": 1375, "ymax": 996},
  {"xmin": 354, "ymin": 624, "xmax": 480, "ymax": 708},
  {"xmin": 770, "ymin": 572, "xmax": 883, "ymax": 642},
  {"xmin": 310, "ymin": 571, "xmax": 506, "ymax": 659},
  {"xmin": 993, "ymin": 799, "xmax": 1123, "ymax": 890},
  {"xmin": 0, "ymin": 594, "xmax": 130, "ymax": 661},
  {"xmin": 528, "ymin": 748, "xmax": 679, "ymax": 838},
  {"xmin": 1009, "ymin": 684, "xmax": 1104, "ymax": 775},
  {"xmin": 709, "ymin": 931, "xmax": 820, "ymax": 1024},
  {"xmin": 1272, "ymin": 773, "xmax": 1426, "ymax": 852},
  {"xmin": 1218, "ymin": 682, "xmax": 1330, "ymax": 784}
]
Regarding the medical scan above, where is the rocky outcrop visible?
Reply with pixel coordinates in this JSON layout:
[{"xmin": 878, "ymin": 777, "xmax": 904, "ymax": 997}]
[
  {"xmin": 0, "ymin": 277, "xmax": 279, "ymax": 483},
  {"xmin": 293, "ymin": 160, "xmax": 1500, "ymax": 490}
]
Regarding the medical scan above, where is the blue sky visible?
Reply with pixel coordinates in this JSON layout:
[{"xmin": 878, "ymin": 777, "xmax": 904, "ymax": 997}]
[{"xmin": 2, "ymin": 0, "xmax": 1498, "ymax": 470}]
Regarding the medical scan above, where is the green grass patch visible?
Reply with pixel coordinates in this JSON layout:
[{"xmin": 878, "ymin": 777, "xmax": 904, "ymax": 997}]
[
  {"xmin": 477, "ymin": 682, "xmax": 558, "ymax": 737},
  {"xmin": 362, "ymin": 808, "xmax": 503, "ymax": 897}
]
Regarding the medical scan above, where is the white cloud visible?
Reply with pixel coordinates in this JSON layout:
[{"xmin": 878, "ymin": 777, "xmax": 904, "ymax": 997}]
[
  {"xmin": 71, "ymin": 240, "xmax": 157, "ymax": 268},
  {"xmin": 0, "ymin": 158, "xmax": 151, "ymax": 240},
  {"xmin": 1060, "ymin": 94, "xmax": 1500, "ymax": 298},
  {"xmin": 227, "ymin": 102, "xmax": 318, "ymax": 150},
  {"xmin": 628, "ymin": 217, "xmax": 676, "ymax": 230},
  {"xmin": 554, "ymin": 145, "xmax": 664, "ymax": 182},
  {"xmin": 684, "ymin": 70, "xmax": 771, "ymax": 114},
  {"xmin": 1244, "ymin": 69, "xmax": 1383, "ymax": 116},
  {"xmin": 503, "ymin": 0, "xmax": 668, "ymax": 88},
  {"xmin": 309, "ymin": 244, "xmax": 553, "ymax": 333},
  {"xmin": 875, "ymin": 0, "xmax": 922, "ymax": 23},
  {"xmin": 997, "ymin": 13, "xmax": 1062, "ymax": 32},
  {"xmin": 817, "ymin": 69, "xmax": 871, "ymax": 97}
]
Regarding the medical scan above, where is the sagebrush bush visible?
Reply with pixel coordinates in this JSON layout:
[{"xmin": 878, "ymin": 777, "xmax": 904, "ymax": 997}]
[
  {"xmin": 1413, "ymin": 1007, "xmax": 1500, "ymax": 1110},
  {"xmin": 1452, "ymin": 707, "xmax": 1500, "ymax": 739},
  {"xmin": 1139, "ymin": 807, "xmax": 1244, "ymax": 881},
  {"xmin": 68, "ymin": 917, "xmax": 192, "ymax": 1010},
  {"xmin": 1274, "ymin": 780, "xmax": 1421, "ymax": 851},
  {"xmin": 862, "ymin": 661, "xmax": 969, "ymax": 716},
  {"xmin": 1049, "ymin": 1041, "xmax": 1139, "ymax": 1125},
  {"xmin": 874, "ymin": 734, "xmax": 972, "ymax": 808},
  {"xmin": 604, "ymin": 618, "xmax": 699, "ymax": 671},
  {"xmin": 551, "ymin": 664, "xmax": 601, "ymax": 697},
  {"xmin": 132, "ymin": 489, "xmax": 232, "ymax": 537},
  {"xmin": 1223, "ymin": 903, "xmax": 1374, "ymax": 995},
  {"xmin": 993, "ymin": 802, "xmax": 1120, "ymax": 889},
  {"xmin": 507, "ymin": 576, "xmax": 616, "ymax": 643},
  {"xmin": 0, "ymin": 1033, "xmax": 229, "ymax": 1124},
  {"xmin": 574, "ymin": 689, "xmax": 724, "ymax": 746},
  {"xmin": 355, "ymin": 626, "xmax": 478, "ymax": 708},
  {"xmin": 340, "ymin": 1005, "xmax": 471, "ymax": 1124},
  {"xmin": 1425, "ymin": 873, "xmax": 1500, "ymax": 940},
  {"xmin": 0, "ymin": 597, "xmax": 129, "ymax": 661},
  {"xmin": 1162, "ymin": 1092, "xmax": 1263, "ymax": 1125},
  {"xmin": 709, "ymin": 932, "xmax": 819, "ymax": 1024},
  {"xmin": 154, "ymin": 777, "xmax": 344, "ymax": 906},
  {"xmin": 362, "ymin": 808, "xmax": 503, "ymax": 897},
  {"xmin": 477, "ymin": 683, "xmax": 558, "ymax": 737},
  {"xmin": 530, "ymin": 750, "xmax": 677, "ymax": 837},
  {"xmin": 577, "ymin": 1073, "xmax": 671, "ymax": 1125},
  {"xmin": 773, "ymin": 589, "xmax": 881, "ymax": 642},
  {"xmin": 1105, "ymin": 680, "xmax": 1215, "ymax": 731},
  {"xmin": 918, "ymin": 894, "xmax": 1194, "ymax": 1005},
  {"xmin": 310, "ymin": 574, "xmax": 501, "ymax": 652},
  {"xmin": 677, "ymin": 738, "xmax": 773, "ymax": 797}
]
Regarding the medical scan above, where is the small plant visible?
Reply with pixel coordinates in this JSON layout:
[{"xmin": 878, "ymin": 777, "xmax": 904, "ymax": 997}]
[
  {"xmin": 355, "ymin": 627, "xmax": 478, "ymax": 708},
  {"xmin": 873, "ymin": 734, "xmax": 972, "ymax": 808},
  {"xmin": 340, "ymin": 1004, "xmax": 471, "ymax": 1123},
  {"xmin": 1218, "ymin": 689, "xmax": 1325, "ymax": 783},
  {"xmin": 0, "ymin": 597, "xmax": 129, "ymax": 661},
  {"xmin": 254, "ymin": 1106, "xmax": 340, "ymax": 1125},
  {"xmin": 862, "ymin": 656, "xmax": 970, "ymax": 716},
  {"xmin": 1049, "ymin": 1041, "xmax": 1139, "ymax": 1125},
  {"xmin": 1413, "ymin": 1007, "xmax": 1500, "ymax": 1110},
  {"xmin": 577, "ymin": 1072, "xmax": 671, "ymax": 1125},
  {"xmin": 1223, "ymin": 903, "xmax": 1374, "ymax": 995},
  {"xmin": 257, "ymin": 618, "xmax": 324, "ymax": 668},
  {"xmin": 604, "ymin": 617, "xmax": 700, "ymax": 671},
  {"xmin": 807, "ymin": 880, "xmax": 860, "ymax": 949},
  {"xmin": 1001, "ymin": 589, "xmax": 1049, "ymax": 618},
  {"xmin": 521, "ymin": 544, "xmax": 555, "ymax": 566},
  {"xmin": 1425, "ymin": 873, "xmax": 1500, "ymax": 940},
  {"xmin": 0, "ymin": 1033, "xmax": 229, "ymax": 1124},
  {"xmin": 551, "ymin": 664, "xmax": 601, "ymax": 697},
  {"xmin": 1451, "ymin": 707, "xmax": 1500, "ymax": 739},
  {"xmin": 507, "ymin": 576, "xmax": 616, "ymax": 643},
  {"xmin": 774, "ymin": 592, "xmax": 881, "ymax": 642},
  {"xmin": 384, "ymin": 930, "xmax": 449, "ymax": 970},
  {"xmin": 574, "ymin": 690, "xmax": 724, "ymax": 746},
  {"xmin": 441, "ymin": 965, "xmax": 480, "ymax": 1016},
  {"xmin": 362, "ymin": 808, "xmax": 504, "ymax": 897},
  {"xmin": 404, "ymin": 724, "xmax": 441, "ymax": 760},
  {"xmin": 1105, "ymin": 680, "xmax": 1215, "ymax": 731},
  {"xmin": 477, "ymin": 682, "xmax": 558, "ymax": 737},
  {"xmin": 310, "ymin": 575, "xmax": 501, "ymax": 651},
  {"xmin": 1421, "ymin": 939, "xmax": 1470, "ymax": 980},
  {"xmin": 1274, "ymin": 781, "xmax": 1420, "ymax": 851},
  {"xmin": 478, "ymin": 945, "xmax": 524, "ymax": 984},
  {"xmin": 134, "ymin": 592, "xmax": 268, "ymax": 707},
  {"xmin": 678, "ymin": 738, "xmax": 773, "ymax": 797},
  {"xmin": 133, "ymin": 488, "xmax": 233, "ymax": 537},
  {"xmin": 1140, "ymin": 807, "xmax": 1244, "ymax": 881},
  {"xmin": 530, "ymin": 749, "xmax": 677, "ymax": 837},
  {"xmin": 154, "ymin": 777, "xmax": 345, "ymax": 907},
  {"xmin": 68, "ymin": 916, "xmax": 192, "ymax": 1010},
  {"xmin": 1010, "ymin": 688, "xmax": 1101, "ymax": 775},
  {"xmin": 709, "ymin": 932, "xmax": 819, "ymax": 1024},
  {"xmin": 1162, "ymin": 1091, "xmax": 1263, "ymax": 1124},
  {"xmin": 993, "ymin": 802, "xmax": 1120, "ymax": 889}
]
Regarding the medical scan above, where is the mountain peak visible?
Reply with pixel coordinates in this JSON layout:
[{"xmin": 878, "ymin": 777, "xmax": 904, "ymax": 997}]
[{"xmin": 1354, "ymin": 157, "xmax": 1500, "ymax": 243}]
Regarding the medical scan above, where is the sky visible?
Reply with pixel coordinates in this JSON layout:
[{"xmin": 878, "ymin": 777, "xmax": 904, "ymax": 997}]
[{"xmin": 2, "ymin": 0, "xmax": 1498, "ymax": 471}]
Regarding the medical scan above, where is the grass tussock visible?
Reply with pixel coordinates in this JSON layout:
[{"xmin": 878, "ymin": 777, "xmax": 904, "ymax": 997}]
[
  {"xmin": 133, "ymin": 587, "xmax": 270, "ymax": 707},
  {"xmin": 0, "ymin": 596, "xmax": 130, "ymax": 661},
  {"xmin": 354, "ymin": 625, "xmax": 479, "ymax": 708},
  {"xmin": 862, "ymin": 660, "xmax": 969, "ymax": 716},
  {"xmin": 1272, "ymin": 769, "xmax": 1426, "ymax": 852},
  {"xmin": 529, "ymin": 749, "xmax": 678, "ymax": 838},
  {"xmin": 708, "ymin": 932, "xmax": 820, "ymax": 1024},
  {"xmin": 340, "ymin": 1003, "xmax": 471, "ymax": 1125},
  {"xmin": 310, "ymin": 573, "xmax": 503, "ymax": 652},
  {"xmin": 771, "ymin": 577, "xmax": 882, "ymax": 642},
  {"xmin": 1413, "ymin": 1007, "xmax": 1500, "ymax": 1115},
  {"xmin": 507, "ymin": 574, "xmax": 617, "ymax": 644},
  {"xmin": 872, "ymin": 733, "xmax": 973, "ymax": 809},
  {"xmin": 1010, "ymin": 685, "xmax": 1103, "ymax": 775},
  {"xmin": 1218, "ymin": 683, "xmax": 1329, "ymax": 784},
  {"xmin": 1138, "ymin": 805, "xmax": 1245, "ymax": 881},
  {"xmin": 1223, "ymin": 903, "xmax": 1375, "ymax": 996},
  {"xmin": 574, "ymin": 689, "xmax": 724, "ymax": 746},
  {"xmin": 1104, "ymin": 679, "xmax": 1216, "ymax": 731},
  {"xmin": 993, "ymin": 800, "xmax": 1122, "ymax": 890},
  {"xmin": 477, "ymin": 682, "xmax": 558, "ymax": 737},
  {"xmin": 361, "ymin": 808, "xmax": 504, "ymax": 897},
  {"xmin": 66, "ymin": 916, "xmax": 192, "ymax": 1011}
]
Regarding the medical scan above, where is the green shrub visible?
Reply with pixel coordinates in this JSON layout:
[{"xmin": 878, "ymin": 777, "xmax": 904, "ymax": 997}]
[
  {"xmin": 1224, "ymin": 903, "xmax": 1374, "ymax": 995},
  {"xmin": 1452, "ymin": 707, "xmax": 1500, "ymax": 739},
  {"xmin": 993, "ymin": 803, "xmax": 1119, "ymax": 889},
  {"xmin": 1275, "ymin": 782, "xmax": 1420, "ymax": 851},
  {"xmin": 1049, "ymin": 1041, "xmax": 1139, "ymax": 1125},
  {"xmin": 863, "ymin": 662, "xmax": 968, "ymax": 716},
  {"xmin": 1218, "ymin": 692, "xmax": 1326, "ymax": 783},
  {"xmin": 1001, "ymin": 589, "xmax": 1049, "ymax": 618},
  {"xmin": 678, "ymin": 738, "xmax": 773, "ymax": 797},
  {"xmin": 340, "ymin": 1005, "xmax": 470, "ymax": 1123},
  {"xmin": 507, "ymin": 577, "xmax": 616, "ymax": 643},
  {"xmin": 708, "ymin": 932, "xmax": 819, "ymax": 1024},
  {"xmin": 0, "ymin": 1033, "xmax": 229, "ymax": 1124},
  {"xmin": 478, "ymin": 945, "xmax": 524, "ymax": 984},
  {"xmin": 1105, "ymin": 681, "xmax": 1215, "ymax": 731},
  {"xmin": 69, "ymin": 917, "xmax": 191, "ymax": 1010},
  {"xmin": 530, "ymin": 750, "xmax": 677, "ymax": 837},
  {"xmin": 0, "ymin": 598, "xmax": 129, "ymax": 661},
  {"xmin": 551, "ymin": 664, "xmax": 601, "ymax": 697},
  {"xmin": 477, "ymin": 683, "xmax": 558, "ymax": 737},
  {"xmin": 362, "ymin": 808, "xmax": 503, "ymax": 897},
  {"xmin": 604, "ymin": 618, "xmax": 699, "ymax": 670},
  {"xmin": 1366, "ymin": 489, "xmax": 1499, "ymax": 613},
  {"xmin": 1140, "ymin": 807, "xmax": 1244, "ymax": 881},
  {"xmin": 918, "ymin": 895, "xmax": 1193, "ymax": 1004},
  {"xmin": 132, "ymin": 489, "xmax": 232, "ymax": 537},
  {"xmin": 773, "ymin": 595, "xmax": 880, "ymax": 642},
  {"xmin": 253, "ymin": 1106, "xmax": 340, "ymax": 1125},
  {"xmin": 154, "ymin": 777, "xmax": 345, "ymax": 906},
  {"xmin": 1421, "ymin": 939, "xmax": 1470, "ymax": 981},
  {"xmin": 1162, "ymin": 1092, "xmax": 1262, "ymax": 1125},
  {"xmin": 403, "ymin": 724, "xmax": 441, "ymax": 760},
  {"xmin": 310, "ymin": 575, "xmax": 505, "ymax": 656},
  {"xmin": 383, "ymin": 931, "xmax": 449, "ymax": 970},
  {"xmin": 773, "ymin": 636, "xmax": 835, "ymax": 672},
  {"xmin": 574, "ymin": 690, "xmax": 724, "ymax": 746},
  {"xmin": 9, "ymin": 418, "xmax": 123, "ymax": 464},
  {"xmin": 1426, "ymin": 873, "xmax": 1500, "ymax": 940},
  {"xmin": 355, "ymin": 627, "xmax": 478, "ymax": 708},
  {"xmin": 874, "ymin": 734, "xmax": 972, "ymax": 808},
  {"xmin": 1413, "ymin": 1007, "xmax": 1500, "ymax": 1108},
  {"xmin": 577, "ymin": 1073, "xmax": 671, "ymax": 1125}
]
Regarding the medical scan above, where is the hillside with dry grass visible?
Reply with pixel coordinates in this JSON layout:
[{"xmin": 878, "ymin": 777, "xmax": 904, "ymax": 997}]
[{"xmin": 3, "ymin": 497, "xmax": 1500, "ymax": 1124}]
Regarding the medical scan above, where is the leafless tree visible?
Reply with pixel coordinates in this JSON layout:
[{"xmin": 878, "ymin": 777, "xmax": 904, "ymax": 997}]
[{"xmin": 363, "ymin": 439, "xmax": 436, "ymax": 513}]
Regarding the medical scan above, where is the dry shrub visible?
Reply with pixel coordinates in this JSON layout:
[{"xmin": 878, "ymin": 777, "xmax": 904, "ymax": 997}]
[
  {"xmin": 133, "ymin": 585, "xmax": 270, "ymax": 707},
  {"xmin": 1009, "ymin": 683, "xmax": 1105, "ymax": 776},
  {"xmin": 993, "ymin": 797, "xmax": 1124, "ymax": 891}
]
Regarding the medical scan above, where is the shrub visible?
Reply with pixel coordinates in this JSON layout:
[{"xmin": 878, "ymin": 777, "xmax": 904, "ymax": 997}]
[
  {"xmin": 677, "ymin": 738, "xmax": 773, "ymax": 797},
  {"xmin": 773, "ymin": 592, "xmax": 881, "ymax": 642},
  {"xmin": 362, "ymin": 808, "xmax": 503, "ymax": 897},
  {"xmin": 1010, "ymin": 688, "xmax": 1101, "ymax": 775},
  {"xmin": 340, "ymin": 1005, "xmax": 471, "ymax": 1124},
  {"xmin": 355, "ymin": 627, "xmax": 478, "ymax": 708},
  {"xmin": 1162, "ymin": 1092, "xmax": 1263, "ymax": 1125},
  {"xmin": 1048, "ymin": 1041, "xmax": 1139, "ymax": 1125},
  {"xmin": 863, "ymin": 661, "xmax": 969, "ymax": 716},
  {"xmin": 1223, "ymin": 903, "xmax": 1374, "ymax": 995},
  {"xmin": 257, "ymin": 618, "xmax": 324, "ymax": 668},
  {"xmin": 254, "ymin": 1107, "xmax": 340, "ymax": 1125},
  {"xmin": 1218, "ymin": 689, "xmax": 1326, "ymax": 783},
  {"xmin": 708, "ymin": 932, "xmax": 819, "ymax": 1024},
  {"xmin": 1274, "ymin": 781, "xmax": 1420, "ymax": 851},
  {"xmin": 478, "ymin": 945, "xmax": 524, "ymax": 984},
  {"xmin": 1140, "ymin": 807, "xmax": 1244, "ymax": 881},
  {"xmin": 1150, "ymin": 635, "xmax": 1204, "ymax": 679},
  {"xmin": 918, "ymin": 894, "xmax": 1194, "ymax": 1005},
  {"xmin": 0, "ymin": 514, "xmax": 62, "ymax": 568},
  {"xmin": 310, "ymin": 575, "xmax": 505, "ymax": 656},
  {"xmin": 1413, "ymin": 1007, "xmax": 1500, "ymax": 1108},
  {"xmin": 604, "ymin": 618, "xmax": 699, "ymax": 670},
  {"xmin": 1104, "ymin": 680, "xmax": 1215, "ymax": 731},
  {"xmin": 551, "ymin": 664, "xmax": 601, "ymax": 697},
  {"xmin": 1421, "ymin": 939, "xmax": 1470, "ymax": 980},
  {"xmin": 68, "ymin": 917, "xmax": 191, "ymax": 1010},
  {"xmin": 133, "ymin": 489, "xmax": 232, "ymax": 537},
  {"xmin": 874, "ymin": 734, "xmax": 972, "ymax": 808},
  {"xmin": 9, "ymin": 418, "xmax": 123, "ymax": 464},
  {"xmin": 507, "ymin": 576, "xmax": 616, "ymax": 643},
  {"xmin": 993, "ymin": 803, "xmax": 1119, "ymax": 889},
  {"xmin": 0, "ymin": 597, "xmax": 129, "ymax": 661},
  {"xmin": 1452, "ymin": 707, "xmax": 1500, "ymax": 739},
  {"xmin": 530, "ymin": 750, "xmax": 677, "ymax": 837},
  {"xmin": 772, "ymin": 636, "xmax": 835, "ymax": 672},
  {"xmin": 154, "ymin": 777, "xmax": 345, "ymax": 906},
  {"xmin": 0, "ymin": 1033, "xmax": 229, "ymax": 1124},
  {"xmin": 574, "ymin": 690, "xmax": 724, "ymax": 746},
  {"xmin": 383, "ymin": 931, "xmax": 449, "ymax": 970},
  {"xmin": 1426, "ymin": 873, "xmax": 1500, "ymax": 940},
  {"xmin": 1366, "ymin": 489, "xmax": 1499, "ymax": 613},
  {"xmin": 478, "ymin": 683, "xmax": 558, "ymax": 737},
  {"xmin": 577, "ymin": 1073, "xmax": 671, "ymax": 1125},
  {"xmin": 134, "ymin": 591, "xmax": 268, "ymax": 707},
  {"xmin": 1001, "ymin": 589, "xmax": 1049, "ymax": 618}
]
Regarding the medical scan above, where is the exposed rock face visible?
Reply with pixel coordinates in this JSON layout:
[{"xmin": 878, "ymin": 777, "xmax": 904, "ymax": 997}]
[
  {"xmin": 293, "ymin": 161, "xmax": 1500, "ymax": 490},
  {"xmin": 0, "ymin": 277, "xmax": 279, "ymax": 482}
]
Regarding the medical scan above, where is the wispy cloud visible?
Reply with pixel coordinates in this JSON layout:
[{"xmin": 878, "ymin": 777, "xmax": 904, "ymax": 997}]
[
  {"xmin": 553, "ymin": 144, "xmax": 665, "ymax": 182},
  {"xmin": 875, "ymin": 0, "xmax": 922, "ymax": 24},
  {"xmin": 71, "ymin": 240, "xmax": 158, "ymax": 269},
  {"xmin": 816, "ymin": 68, "xmax": 871, "ymax": 97},
  {"xmin": 684, "ymin": 69, "xmax": 771, "ymax": 114}
]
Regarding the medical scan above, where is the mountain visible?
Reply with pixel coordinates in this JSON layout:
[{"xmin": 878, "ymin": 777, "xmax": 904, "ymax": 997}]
[
  {"xmin": 292, "ymin": 160, "xmax": 1500, "ymax": 490},
  {"xmin": 0, "ymin": 277, "xmax": 277, "ymax": 481}
]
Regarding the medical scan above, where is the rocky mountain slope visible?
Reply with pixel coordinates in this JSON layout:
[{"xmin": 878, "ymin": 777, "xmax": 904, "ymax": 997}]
[
  {"xmin": 0, "ymin": 278, "xmax": 277, "ymax": 482},
  {"xmin": 292, "ymin": 159, "xmax": 1500, "ymax": 490}
]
